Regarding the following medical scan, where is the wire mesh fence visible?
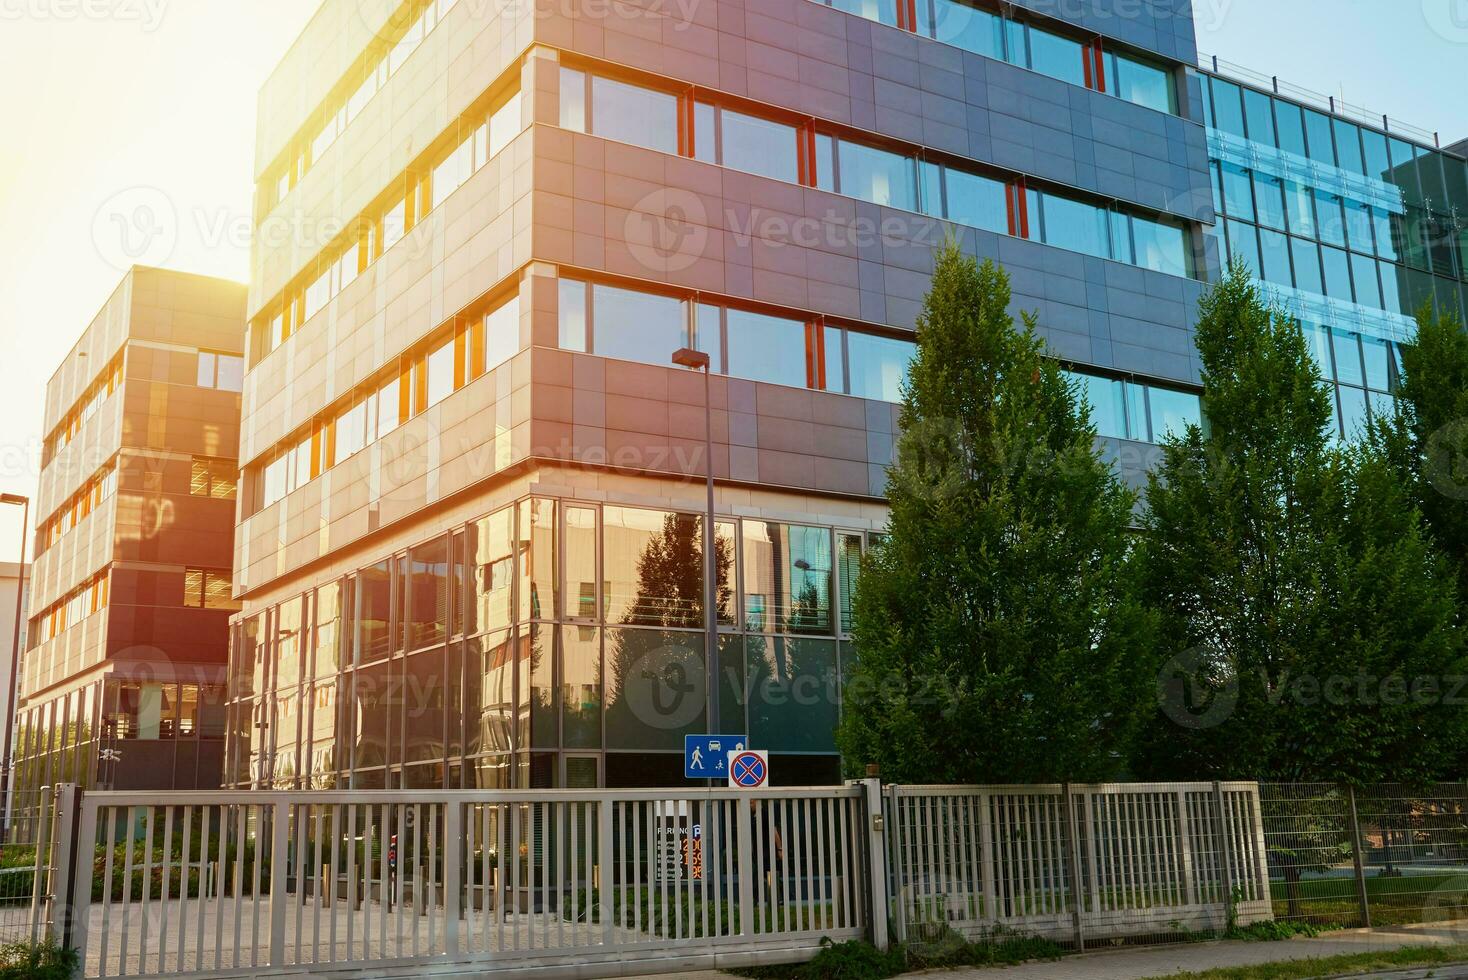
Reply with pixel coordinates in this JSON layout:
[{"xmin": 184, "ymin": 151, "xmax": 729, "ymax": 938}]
[{"xmin": 1260, "ymin": 783, "xmax": 1468, "ymax": 935}]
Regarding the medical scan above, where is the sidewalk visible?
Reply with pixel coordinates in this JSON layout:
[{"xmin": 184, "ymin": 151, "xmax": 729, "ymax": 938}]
[
  {"xmin": 913, "ymin": 923, "xmax": 1468, "ymax": 979},
  {"xmin": 630, "ymin": 923, "xmax": 1468, "ymax": 980}
]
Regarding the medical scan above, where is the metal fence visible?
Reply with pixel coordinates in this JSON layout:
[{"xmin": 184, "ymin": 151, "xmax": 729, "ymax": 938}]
[
  {"xmin": 885, "ymin": 782, "xmax": 1273, "ymax": 951},
  {"xmin": 49, "ymin": 784, "xmax": 874, "ymax": 979},
  {"xmin": 1261, "ymin": 782, "xmax": 1468, "ymax": 934},
  {"xmin": 0, "ymin": 785, "xmax": 58, "ymax": 944}
]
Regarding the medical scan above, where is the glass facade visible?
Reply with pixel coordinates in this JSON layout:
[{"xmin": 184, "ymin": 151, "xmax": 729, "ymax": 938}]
[
  {"xmin": 225, "ymin": 496, "xmax": 885, "ymax": 789},
  {"xmin": 1200, "ymin": 71, "xmax": 1466, "ymax": 440}
]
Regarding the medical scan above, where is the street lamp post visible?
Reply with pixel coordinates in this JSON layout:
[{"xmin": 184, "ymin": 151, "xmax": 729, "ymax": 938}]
[
  {"xmin": 0, "ymin": 493, "xmax": 29, "ymax": 839},
  {"xmin": 671, "ymin": 348, "xmax": 719, "ymax": 738}
]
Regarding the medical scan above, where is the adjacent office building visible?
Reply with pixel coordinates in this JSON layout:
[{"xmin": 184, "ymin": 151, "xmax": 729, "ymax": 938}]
[
  {"xmin": 224, "ymin": 0, "xmax": 1464, "ymax": 789},
  {"xmin": 15, "ymin": 268, "xmax": 247, "ymax": 798}
]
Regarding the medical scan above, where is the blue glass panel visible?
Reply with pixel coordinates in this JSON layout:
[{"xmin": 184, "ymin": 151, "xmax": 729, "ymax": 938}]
[
  {"xmin": 837, "ymin": 140, "xmax": 917, "ymax": 211},
  {"xmin": 944, "ymin": 168, "xmax": 1008, "ymax": 234},
  {"xmin": 1210, "ymin": 78, "xmax": 1246, "ymax": 138},
  {"xmin": 1041, "ymin": 193, "xmax": 1111, "ymax": 259}
]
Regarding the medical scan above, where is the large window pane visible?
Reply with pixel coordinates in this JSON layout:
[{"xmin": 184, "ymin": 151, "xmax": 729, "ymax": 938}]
[
  {"xmin": 742, "ymin": 521, "xmax": 832, "ymax": 635},
  {"xmin": 565, "ymin": 506, "xmax": 598, "ymax": 622},
  {"xmin": 603, "ymin": 507, "xmax": 702, "ymax": 628},
  {"xmin": 1027, "ymin": 26, "xmax": 1084, "ymax": 86},
  {"xmin": 592, "ymin": 283, "xmax": 685, "ymax": 365},
  {"xmin": 1147, "ymin": 387, "xmax": 1202, "ymax": 442},
  {"xmin": 1351, "ymin": 252, "xmax": 1382, "ymax": 309},
  {"xmin": 559, "ymin": 68, "xmax": 586, "ymax": 131},
  {"xmin": 561, "ymin": 627, "xmax": 602, "ymax": 748},
  {"xmin": 1254, "ymin": 173, "xmax": 1286, "ymax": 230},
  {"xmin": 1113, "ymin": 54, "xmax": 1171, "ymax": 113},
  {"xmin": 827, "ymin": 0, "xmax": 898, "ymax": 27},
  {"xmin": 518, "ymin": 499, "xmax": 556, "ymax": 622},
  {"xmin": 1314, "ymin": 190, "xmax": 1346, "ymax": 247},
  {"xmin": 465, "ymin": 631, "xmax": 515, "ymax": 756},
  {"xmin": 1304, "ymin": 109, "xmax": 1336, "ymax": 166},
  {"xmin": 425, "ymin": 336, "xmax": 454, "ymax": 409},
  {"xmin": 356, "ymin": 561, "xmax": 391, "ymax": 666},
  {"xmin": 836, "ymin": 533, "xmax": 862, "ymax": 635},
  {"xmin": 559, "ymin": 278, "xmax": 587, "ymax": 352},
  {"xmin": 1041, "ymin": 193, "xmax": 1111, "ymax": 258},
  {"xmin": 591, "ymin": 76, "xmax": 676, "ymax": 154},
  {"xmin": 1334, "ymin": 119, "xmax": 1365, "ymax": 175},
  {"xmin": 1259, "ymin": 227, "xmax": 1293, "ymax": 286},
  {"xmin": 485, "ymin": 295, "xmax": 520, "ymax": 372},
  {"xmin": 745, "ymin": 636, "xmax": 839, "ymax": 752},
  {"xmin": 408, "ymin": 537, "xmax": 449, "ymax": 650},
  {"xmin": 403, "ymin": 647, "xmax": 447, "ymax": 768},
  {"xmin": 727, "ymin": 309, "xmax": 808, "ymax": 388},
  {"xmin": 837, "ymin": 140, "xmax": 917, "ymax": 211},
  {"xmin": 1072, "ymin": 372, "xmax": 1127, "ymax": 440},
  {"xmin": 1210, "ymin": 79, "xmax": 1246, "ymax": 139},
  {"xmin": 1332, "ymin": 329, "xmax": 1365, "ymax": 387},
  {"xmin": 846, "ymin": 331, "xmax": 913, "ymax": 402},
  {"xmin": 930, "ymin": 0, "xmax": 1003, "ymax": 59},
  {"xmin": 1274, "ymin": 100, "xmax": 1307, "ymax": 157},
  {"xmin": 1291, "ymin": 237, "xmax": 1323, "ymax": 294},
  {"xmin": 1220, "ymin": 164, "xmax": 1254, "ymax": 221},
  {"xmin": 604, "ymin": 628, "xmax": 706, "ymax": 750},
  {"xmin": 1225, "ymin": 219, "xmax": 1259, "ymax": 278},
  {"xmin": 1321, "ymin": 245, "xmax": 1354, "ymax": 301},
  {"xmin": 1284, "ymin": 180, "xmax": 1316, "ymax": 238},
  {"xmin": 720, "ymin": 108, "xmax": 799, "ymax": 184},
  {"xmin": 943, "ymin": 168, "xmax": 1007, "ymax": 234},
  {"xmin": 1242, "ymin": 88, "xmax": 1276, "ymax": 146},
  {"xmin": 468, "ymin": 507, "xmax": 514, "ymax": 636},
  {"xmin": 1132, "ymin": 216, "xmax": 1189, "ymax": 277}
]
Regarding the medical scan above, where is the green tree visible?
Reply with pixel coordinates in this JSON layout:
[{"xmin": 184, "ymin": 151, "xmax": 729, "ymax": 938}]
[
  {"xmin": 837, "ymin": 242, "xmax": 1155, "ymax": 784},
  {"xmin": 1135, "ymin": 261, "xmax": 1465, "ymax": 785},
  {"xmin": 1370, "ymin": 304, "xmax": 1468, "ymax": 600}
]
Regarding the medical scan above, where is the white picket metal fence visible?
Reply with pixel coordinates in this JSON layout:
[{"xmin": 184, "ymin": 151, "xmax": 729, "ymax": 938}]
[
  {"xmin": 885, "ymin": 782, "xmax": 1273, "ymax": 949},
  {"xmin": 21, "ymin": 780, "xmax": 1278, "ymax": 978},
  {"xmin": 46, "ymin": 784, "xmax": 874, "ymax": 979}
]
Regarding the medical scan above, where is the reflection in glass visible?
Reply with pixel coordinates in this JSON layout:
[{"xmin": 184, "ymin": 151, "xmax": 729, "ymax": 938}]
[
  {"xmin": 720, "ymin": 108, "xmax": 799, "ymax": 183},
  {"xmin": 562, "ymin": 627, "xmax": 602, "ymax": 748},
  {"xmin": 357, "ymin": 561, "xmax": 391, "ymax": 665},
  {"xmin": 592, "ymin": 283, "xmax": 686, "ymax": 366},
  {"xmin": 403, "ymin": 647, "xmax": 446, "ymax": 766},
  {"xmin": 846, "ymin": 332, "xmax": 914, "ymax": 402},
  {"xmin": 518, "ymin": 499, "xmax": 556, "ymax": 622},
  {"xmin": 408, "ymin": 536, "xmax": 449, "ymax": 650},
  {"xmin": 726, "ymin": 309, "xmax": 808, "ymax": 388},
  {"xmin": 837, "ymin": 533, "xmax": 863, "ymax": 635},
  {"xmin": 746, "ymin": 636, "xmax": 839, "ymax": 752},
  {"xmin": 603, "ymin": 508, "xmax": 734, "ymax": 628},
  {"xmin": 837, "ymin": 140, "xmax": 917, "ymax": 211},
  {"xmin": 590, "ymin": 76, "xmax": 676, "ymax": 154},
  {"xmin": 604, "ymin": 628, "xmax": 705, "ymax": 750},
  {"xmin": 465, "ymin": 631, "xmax": 514, "ymax": 757},
  {"xmin": 565, "ymin": 507, "xmax": 597, "ymax": 621},
  {"xmin": 468, "ymin": 507, "xmax": 514, "ymax": 635},
  {"xmin": 742, "ymin": 521, "xmax": 832, "ymax": 635}
]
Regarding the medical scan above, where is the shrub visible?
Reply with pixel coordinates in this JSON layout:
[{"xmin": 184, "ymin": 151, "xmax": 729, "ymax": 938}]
[{"xmin": 0, "ymin": 938, "xmax": 78, "ymax": 980}]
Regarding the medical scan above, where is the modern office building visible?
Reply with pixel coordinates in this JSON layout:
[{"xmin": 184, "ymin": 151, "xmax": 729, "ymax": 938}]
[
  {"xmin": 14, "ymin": 267, "xmax": 247, "ymax": 799},
  {"xmin": 224, "ymin": 0, "xmax": 1464, "ymax": 789}
]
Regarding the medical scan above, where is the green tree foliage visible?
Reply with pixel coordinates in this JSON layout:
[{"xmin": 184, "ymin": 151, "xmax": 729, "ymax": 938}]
[
  {"xmin": 1136, "ymin": 261, "xmax": 1465, "ymax": 785},
  {"xmin": 1370, "ymin": 304, "xmax": 1468, "ymax": 600},
  {"xmin": 837, "ymin": 242, "xmax": 1155, "ymax": 784}
]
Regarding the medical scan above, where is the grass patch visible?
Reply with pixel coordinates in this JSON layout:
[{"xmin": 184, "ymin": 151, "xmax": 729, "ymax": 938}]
[
  {"xmin": 0, "ymin": 938, "xmax": 78, "ymax": 980},
  {"xmin": 1148, "ymin": 943, "xmax": 1468, "ymax": 979},
  {"xmin": 732, "ymin": 930, "xmax": 1067, "ymax": 980}
]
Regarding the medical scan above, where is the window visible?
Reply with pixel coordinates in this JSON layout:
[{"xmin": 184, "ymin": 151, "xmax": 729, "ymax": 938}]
[
  {"xmin": 1071, "ymin": 373, "xmax": 1128, "ymax": 439},
  {"xmin": 1209, "ymin": 78, "xmax": 1246, "ymax": 139},
  {"xmin": 836, "ymin": 532, "xmax": 863, "ymax": 634},
  {"xmin": 717, "ymin": 108, "xmax": 799, "ymax": 184},
  {"xmin": 190, "ymin": 457, "xmax": 236, "ymax": 499},
  {"xmin": 846, "ymin": 331, "xmax": 914, "ymax": 402},
  {"xmin": 939, "ymin": 168, "xmax": 1008, "ymax": 234},
  {"xmin": 1110, "ymin": 54, "xmax": 1172, "ymax": 113},
  {"xmin": 1291, "ymin": 238, "xmax": 1323, "ymax": 294},
  {"xmin": 198, "ymin": 351, "xmax": 243, "ymax": 391},
  {"xmin": 432, "ymin": 136, "xmax": 473, "ymax": 211},
  {"xmin": 423, "ymin": 335, "xmax": 455, "ymax": 410},
  {"xmin": 184, "ymin": 569, "xmax": 238, "ymax": 610},
  {"xmin": 483, "ymin": 294, "xmax": 520, "ymax": 374},
  {"xmin": 590, "ymin": 75, "xmax": 678, "ymax": 154},
  {"xmin": 836, "ymin": 140, "xmax": 917, "ymax": 211},
  {"xmin": 407, "ymin": 537, "xmax": 450, "ymax": 649},
  {"xmin": 1148, "ymin": 386, "xmax": 1202, "ymax": 441},
  {"xmin": 1025, "ymin": 25, "xmax": 1085, "ymax": 86},
  {"xmin": 928, "ymin": 0, "xmax": 1003, "ymax": 59},
  {"xmin": 1303, "ymin": 109, "xmax": 1336, "ymax": 166},
  {"xmin": 1259, "ymin": 228, "xmax": 1293, "ymax": 286},
  {"xmin": 742, "ymin": 521, "xmax": 832, "ymax": 635},
  {"xmin": 1133, "ymin": 214, "xmax": 1192, "ymax": 275},
  {"xmin": 334, "ymin": 399, "xmax": 368, "ymax": 465},
  {"xmin": 1254, "ymin": 173, "xmax": 1286, "ymax": 231},
  {"xmin": 1220, "ymin": 164, "xmax": 1254, "ymax": 222},
  {"xmin": 603, "ymin": 507, "xmax": 704, "ymax": 628},
  {"xmin": 1242, "ymin": 88, "xmax": 1276, "ymax": 146},
  {"xmin": 1274, "ymin": 100, "xmax": 1307, "ymax": 157},
  {"xmin": 1040, "ymin": 192, "xmax": 1111, "ymax": 258},
  {"xmin": 1321, "ymin": 245, "xmax": 1354, "ymax": 301},
  {"xmin": 590, "ymin": 283, "xmax": 685, "ymax": 366},
  {"xmin": 726, "ymin": 309, "xmax": 809, "ymax": 388},
  {"xmin": 1334, "ymin": 119, "xmax": 1365, "ymax": 175},
  {"xmin": 559, "ymin": 278, "xmax": 588, "ymax": 353}
]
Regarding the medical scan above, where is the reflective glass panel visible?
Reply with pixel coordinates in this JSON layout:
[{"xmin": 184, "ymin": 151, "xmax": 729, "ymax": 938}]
[
  {"xmin": 944, "ymin": 168, "xmax": 1008, "ymax": 234},
  {"xmin": 837, "ymin": 140, "xmax": 917, "ymax": 210},
  {"xmin": 846, "ymin": 331, "xmax": 914, "ymax": 403},
  {"xmin": 745, "ymin": 636, "xmax": 839, "ymax": 752},
  {"xmin": 726, "ymin": 309, "xmax": 808, "ymax": 388},
  {"xmin": 592, "ymin": 283, "xmax": 685, "ymax": 365},
  {"xmin": 720, "ymin": 108, "xmax": 799, "ymax": 183},
  {"xmin": 1041, "ymin": 193, "xmax": 1111, "ymax": 258},
  {"xmin": 590, "ymin": 76, "xmax": 676, "ymax": 154},
  {"xmin": 742, "ymin": 521, "xmax": 832, "ymax": 635}
]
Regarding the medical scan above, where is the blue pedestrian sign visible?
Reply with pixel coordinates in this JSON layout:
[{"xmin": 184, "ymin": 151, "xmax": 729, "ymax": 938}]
[
  {"xmin": 729, "ymin": 750, "xmax": 769, "ymax": 789},
  {"xmin": 685, "ymin": 734, "xmax": 748, "ymax": 779}
]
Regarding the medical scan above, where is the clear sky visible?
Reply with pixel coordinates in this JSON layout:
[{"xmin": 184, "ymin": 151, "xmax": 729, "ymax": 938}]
[{"xmin": 0, "ymin": 0, "xmax": 1463, "ymax": 567}]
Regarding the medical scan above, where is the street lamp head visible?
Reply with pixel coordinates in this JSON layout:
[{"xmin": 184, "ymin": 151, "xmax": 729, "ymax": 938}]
[
  {"xmin": 0, "ymin": 494, "xmax": 26, "ymax": 507},
  {"xmin": 672, "ymin": 347, "xmax": 711, "ymax": 371}
]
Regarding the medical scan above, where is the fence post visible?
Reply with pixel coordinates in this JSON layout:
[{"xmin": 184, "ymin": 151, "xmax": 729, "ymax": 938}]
[
  {"xmin": 1060, "ymin": 783, "xmax": 1085, "ymax": 952},
  {"xmin": 444, "ymin": 800, "xmax": 463, "ymax": 954},
  {"xmin": 736, "ymin": 794, "xmax": 754, "ymax": 939},
  {"xmin": 68, "ymin": 792, "xmax": 98, "ymax": 962},
  {"xmin": 1211, "ymin": 782, "xmax": 1235, "ymax": 932},
  {"xmin": 27, "ymin": 785, "xmax": 52, "ymax": 943},
  {"xmin": 1345, "ymin": 785, "xmax": 1371, "ymax": 929},
  {"xmin": 886, "ymin": 784, "xmax": 905, "ymax": 946},
  {"xmin": 597, "ymin": 799, "xmax": 614, "ymax": 947},
  {"xmin": 269, "ymin": 798, "xmax": 290, "ymax": 966},
  {"xmin": 856, "ymin": 778, "xmax": 891, "ymax": 952},
  {"xmin": 47, "ymin": 784, "xmax": 82, "ymax": 950}
]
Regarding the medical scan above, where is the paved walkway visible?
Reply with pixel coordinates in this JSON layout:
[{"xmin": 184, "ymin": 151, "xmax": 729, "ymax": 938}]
[
  {"xmin": 908, "ymin": 923, "xmax": 1468, "ymax": 979},
  {"xmin": 625, "ymin": 924, "xmax": 1468, "ymax": 980}
]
